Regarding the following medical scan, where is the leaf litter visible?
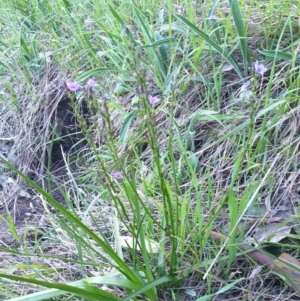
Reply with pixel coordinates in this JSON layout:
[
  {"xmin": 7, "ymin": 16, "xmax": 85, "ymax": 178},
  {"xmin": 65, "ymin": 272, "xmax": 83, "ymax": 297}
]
[{"xmin": 213, "ymin": 189, "xmax": 300, "ymax": 293}]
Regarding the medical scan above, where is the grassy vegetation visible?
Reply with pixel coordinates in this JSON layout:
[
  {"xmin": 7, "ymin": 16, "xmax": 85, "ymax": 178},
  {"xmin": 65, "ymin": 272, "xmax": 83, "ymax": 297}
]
[{"xmin": 0, "ymin": 0, "xmax": 300, "ymax": 300}]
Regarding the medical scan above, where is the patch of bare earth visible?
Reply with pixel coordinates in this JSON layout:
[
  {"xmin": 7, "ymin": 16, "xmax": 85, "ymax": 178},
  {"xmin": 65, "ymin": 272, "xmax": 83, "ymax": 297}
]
[{"xmin": 0, "ymin": 66, "xmax": 85, "ymax": 242}]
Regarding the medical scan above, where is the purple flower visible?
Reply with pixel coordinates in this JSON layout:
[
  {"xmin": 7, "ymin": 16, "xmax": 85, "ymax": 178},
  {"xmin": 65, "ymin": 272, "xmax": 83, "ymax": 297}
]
[
  {"xmin": 87, "ymin": 78, "xmax": 97, "ymax": 88},
  {"xmin": 112, "ymin": 171, "xmax": 123, "ymax": 180},
  {"xmin": 66, "ymin": 81, "xmax": 83, "ymax": 92},
  {"xmin": 254, "ymin": 61, "xmax": 268, "ymax": 75},
  {"xmin": 149, "ymin": 95, "xmax": 160, "ymax": 106}
]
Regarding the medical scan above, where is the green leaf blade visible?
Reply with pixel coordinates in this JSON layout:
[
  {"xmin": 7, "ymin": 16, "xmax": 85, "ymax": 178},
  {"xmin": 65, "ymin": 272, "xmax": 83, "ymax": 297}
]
[{"xmin": 175, "ymin": 14, "xmax": 244, "ymax": 79}]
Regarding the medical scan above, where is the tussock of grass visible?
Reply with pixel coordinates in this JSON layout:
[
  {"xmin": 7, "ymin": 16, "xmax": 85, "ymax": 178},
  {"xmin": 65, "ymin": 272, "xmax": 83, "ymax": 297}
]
[{"xmin": 0, "ymin": 0, "xmax": 300, "ymax": 300}]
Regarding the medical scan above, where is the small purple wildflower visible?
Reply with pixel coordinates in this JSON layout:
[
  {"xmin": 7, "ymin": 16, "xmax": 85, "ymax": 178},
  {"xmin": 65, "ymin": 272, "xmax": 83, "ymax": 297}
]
[
  {"xmin": 87, "ymin": 78, "xmax": 97, "ymax": 88},
  {"xmin": 254, "ymin": 61, "xmax": 268, "ymax": 75},
  {"xmin": 66, "ymin": 81, "xmax": 83, "ymax": 92},
  {"xmin": 112, "ymin": 171, "xmax": 123, "ymax": 180},
  {"xmin": 149, "ymin": 95, "xmax": 160, "ymax": 106}
]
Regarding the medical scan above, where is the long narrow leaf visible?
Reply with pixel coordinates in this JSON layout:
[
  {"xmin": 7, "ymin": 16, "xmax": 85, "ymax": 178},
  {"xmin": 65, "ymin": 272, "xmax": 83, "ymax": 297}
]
[
  {"xmin": 7, "ymin": 274, "xmax": 142, "ymax": 301},
  {"xmin": 229, "ymin": 0, "xmax": 251, "ymax": 74},
  {"xmin": 0, "ymin": 156, "xmax": 142, "ymax": 285},
  {"xmin": 76, "ymin": 68, "xmax": 118, "ymax": 82},
  {"xmin": 119, "ymin": 110, "xmax": 138, "ymax": 145},
  {"xmin": 175, "ymin": 14, "xmax": 244, "ymax": 79},
  {"xmin": 121, "ymin": 277, "xmax": 171, "ymax": 301},
  {"xmin": 0, "ymin": 273, "xmax": 119, "ymax": 301},
  {"xmin": 194, "ymin": 99, "xmax": 286, "ymax": 155},
  {"xmin": 195, "ymin": 278, "xmax": 245, "ymax": 301},
  {"xmin": 259, "ymin": 49, "xmax": 300, "ymax": 63},
  {"xmin": 141, "ymin": 38, "xmax": 176, "ymax": 48},
  {"xmin": 207, "ymin": 0, "xmax": 222, "ymax": 25},
  {"xmin": 108, "ymin": 5, "xmax": 126, "ymax": 28},
  {"xmin": 133, "ymin": 7, "xmax": 167, "ymax": 78}
]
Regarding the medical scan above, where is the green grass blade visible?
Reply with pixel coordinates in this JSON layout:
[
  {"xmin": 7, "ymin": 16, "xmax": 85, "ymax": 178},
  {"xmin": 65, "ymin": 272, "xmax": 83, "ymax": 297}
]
[
  {"xmin": 133, "ymin": 6, "xmax": 168, "ymax": 78},
  {"xmin": 120, "ymin": 277, "xmax": 171, "ymax": 301},
  {"xmin": 119, "ymin": 110, "xmax": 138, "ymax": 145},
  {"xmin": 229, "ymin": 0, "xmax": 251, "ymax": 75},
  {"xmin": 4, "ymin": 273, "xmax": 144, "ymax": 301},
  {"xmin": 160, "ymin": 24, "xmax": 187, "ymax": 34},
  {"xmin": 0, "ymin": 156, "xmax": 142, "ymax": 285},
  {"xmin": 141, "ymin": 38, "xmax": 176, "ymax": 48},
  {"xmin": 0, "ymin": 273, "xmax": 119, "ymax": 301},
  {"xmin": 108, "ymin": 5, "xmax": 126, "ymax": 28},
  {"xmin": 259, "ymin": 49, "xmax": 300, "ymax": 62},
  {"xmin": 76, "ymin": 68, "xmax": 118, "ymax": 82},
  {"xmin": 133, "ymin": 7, "xmax": 152, "ymax": 44},
  {"xmin": 207, "ymin": 0, "xmax": 222, "ymax": 25},
  {"xmin": 175, "ymin": 14, "xmax": 244, "ymax": 79},
  {"xmin": 6, "ymin": 213, "xmax": 21, "ymax": 244},
  {"xmin": 195, "ymin": 278, "xmax": 245, "ymax": 301},
  {"xmin": 61, "ymin": 0, "xmax": 71, "ymax": 12},
  {"xmin": 195, "ymin": 99, "xmax": 286, "ymax": 155}
]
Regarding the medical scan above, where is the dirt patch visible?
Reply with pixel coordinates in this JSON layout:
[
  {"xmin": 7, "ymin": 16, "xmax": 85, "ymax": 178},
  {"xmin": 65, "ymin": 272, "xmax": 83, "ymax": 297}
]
[{"xmin": 0, "ymin": 92, "xmax": 90, "ymax": 246}]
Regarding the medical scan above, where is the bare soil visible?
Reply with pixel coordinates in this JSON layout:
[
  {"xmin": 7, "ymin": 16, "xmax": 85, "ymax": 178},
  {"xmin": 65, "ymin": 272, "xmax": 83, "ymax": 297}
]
[{"xmin": 0, "ymin": 94, "xmax": 89, "ymax": 246}]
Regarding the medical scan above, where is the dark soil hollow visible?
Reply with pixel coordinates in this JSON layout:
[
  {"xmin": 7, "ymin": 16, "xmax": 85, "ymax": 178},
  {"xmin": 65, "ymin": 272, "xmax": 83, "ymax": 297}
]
[
  {"xmin": 41, "ymin": 94, "xmax": 90, "ymax": 204},
  {"xmin": 49, "ymin": 95, "xmax": 88, "ymax": 168},
  {"xmin": 0, "ymin": 94, "xmax": 91, "ymax": 246}
]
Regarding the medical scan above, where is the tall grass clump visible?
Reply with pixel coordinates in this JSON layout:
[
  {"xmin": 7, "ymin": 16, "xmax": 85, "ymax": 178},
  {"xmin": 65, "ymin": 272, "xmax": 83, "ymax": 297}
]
[{"xmin": 1, "ymin": 0, "xmax": 300, "ymax": 300}]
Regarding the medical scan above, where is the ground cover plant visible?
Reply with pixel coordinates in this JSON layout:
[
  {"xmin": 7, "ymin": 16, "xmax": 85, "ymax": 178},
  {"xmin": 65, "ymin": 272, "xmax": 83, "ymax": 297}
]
[{"xmin": 0, "ymin": 0, "xmax": 300, "ymax": 300}]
